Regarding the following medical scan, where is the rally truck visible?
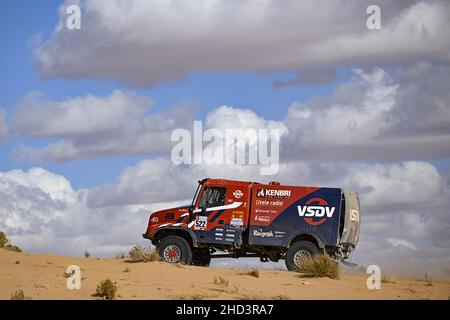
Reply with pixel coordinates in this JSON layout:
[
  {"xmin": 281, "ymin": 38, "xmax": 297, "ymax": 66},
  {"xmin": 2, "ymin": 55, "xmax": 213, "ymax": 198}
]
[{"xmin": 142, "ymin": 178, "xmax": 361, "ymax": 271}]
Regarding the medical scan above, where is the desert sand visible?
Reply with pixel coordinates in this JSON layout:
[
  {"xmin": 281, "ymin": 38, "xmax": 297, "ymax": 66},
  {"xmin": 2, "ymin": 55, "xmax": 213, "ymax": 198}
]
[{"xmin": 1, "ymin": 248, "xmax": 449, "ymax": 300}]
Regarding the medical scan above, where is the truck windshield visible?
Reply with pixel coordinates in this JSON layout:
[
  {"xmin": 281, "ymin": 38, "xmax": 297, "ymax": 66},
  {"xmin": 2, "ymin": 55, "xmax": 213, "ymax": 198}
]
[{"xmin": 199, "ymin": 186, "xmax": 226, "ymax": 209}]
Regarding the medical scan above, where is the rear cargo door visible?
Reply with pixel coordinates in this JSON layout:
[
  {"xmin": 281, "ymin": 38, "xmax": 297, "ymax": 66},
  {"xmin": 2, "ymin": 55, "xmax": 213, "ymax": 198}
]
[{"xmin": 339, "ymin": 190, "xmax": 361, "ymax": 247}]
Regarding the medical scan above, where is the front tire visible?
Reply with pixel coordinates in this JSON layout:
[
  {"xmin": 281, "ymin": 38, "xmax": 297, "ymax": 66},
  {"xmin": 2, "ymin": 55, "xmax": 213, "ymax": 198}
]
[
  {"xmin": 285, "ymin": 240, "xmax": 319, "ymax": 271},
  {"xmin": 158, "ymin": 236, "xmax": 193, "ymax": 265}
]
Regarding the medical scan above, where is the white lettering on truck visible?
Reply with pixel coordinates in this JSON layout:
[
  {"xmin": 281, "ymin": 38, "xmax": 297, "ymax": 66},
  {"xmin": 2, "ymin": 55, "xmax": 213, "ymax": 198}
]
[
  {"xmin": 257, "ymin": 189, "xmax": 291, "ymax": 199},
  {"xmin": 297, "ymin": 205, "xmax": 336, "ymax": 218}
]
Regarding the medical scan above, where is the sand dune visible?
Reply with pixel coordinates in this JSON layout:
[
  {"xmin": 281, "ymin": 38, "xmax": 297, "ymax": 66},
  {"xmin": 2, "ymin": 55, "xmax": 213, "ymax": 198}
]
[{"xmin": 1, "ymin": 249, "xmax": 449, "ymax": 300}]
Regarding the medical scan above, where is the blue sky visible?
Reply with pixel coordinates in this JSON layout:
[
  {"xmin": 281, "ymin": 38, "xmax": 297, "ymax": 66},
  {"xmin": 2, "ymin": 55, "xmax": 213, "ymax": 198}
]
[{"xmin": 0, "ymin": 0, "xmax": 347, "ymax": 189}]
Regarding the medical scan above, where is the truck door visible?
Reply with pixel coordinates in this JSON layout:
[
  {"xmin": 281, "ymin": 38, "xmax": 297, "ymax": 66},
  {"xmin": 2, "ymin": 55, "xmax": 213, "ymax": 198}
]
[{"xmin": 190, "ymin": 183, "xmax": 250, "ymax": 245}]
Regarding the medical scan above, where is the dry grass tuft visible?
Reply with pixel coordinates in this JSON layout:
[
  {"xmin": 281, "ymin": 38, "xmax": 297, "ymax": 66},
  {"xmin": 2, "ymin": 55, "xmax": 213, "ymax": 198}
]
[
  {"xmin": 213, "ymin": 276, "xmax": 229, "ymax": 288},
  {"xmin": 424, "ymin": 273, "xmax": 433, "ymax": 286},
  {"xmin": 10, "ymin": 290, "xmax": 31, "ymax": 300},
  {"xmin": 115, "ymin": 252, "xmax": 126, "ymax": 259},
  {"xmin": 273, "ymin": 294, "xmax": 291, "ymax": 300},
  {"xmin": 63, "ymin": 270, "xmax": 76, "ymax": 278},
  {"xmin": 247, "ymin": 269, "xmax": 260, "ymax": 278},
  {"xmin": 238, "ymin": 293, "xmax": 266, "ymax": 300},
  {"xmin": 128, "ymin": 246, "xmax": 161, "ymax": 262},
  {"xmin": 381, "ymin": 275, "xmax": 396, "ymax": 284},
  {"xmin": 173, "ymin": 293, "xmax": 209, "ymax": 300},
  {"xmin": 94, "ymin": 279, "xmax": 117, "ymax": 300},
  {"xmin": 296, "ymin": 255, "xmax": 339, "ymax": 279},
  {"xmin": 0, "ymin": 231, "xmax": 22, "ymax": 252}
]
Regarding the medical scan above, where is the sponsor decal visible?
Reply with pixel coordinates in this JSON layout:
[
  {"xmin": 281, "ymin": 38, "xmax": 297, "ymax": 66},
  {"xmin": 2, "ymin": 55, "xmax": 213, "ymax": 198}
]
[
  {"xmin": 233, "ymin": 190, "xmax": 244, "ymax": 199},
  {"xmin": 257, "ymin": 189, "xmax": 291, "ymax": 199},
  {"xmin": 255, "ymin": 208, "xmax": 278, "ymax": 214},
  {"xmin": 194, "ymin": 215, "xmax": 208, "ymax": 230},
  {"xmin": 274, "ymin": 231, "xmax": 286, "ymax": 238},
  {"xmin": 254, "ymin": 215, "xmax": 271, "ymax": 223},
  {"xmin": 150, "ymin": 216, "xmax": 159, "ymax": 223},
  {"xmin": 253, "ymin": 229, "xmax": 274, "ymax": 238},
  {"xmin": 231, "ymin": 217, "xmax": 244, "ymax": 227},
  {"xmin": 297, "ymin": 197, "xmax": 336, "ymax": 226},
  {"xmin": 255, "ymin": 199, "xmax": 284, "ymax": 207},
  {"xmin": 350, "ymin": 209, "xmax": 360, "ymax": 222}
]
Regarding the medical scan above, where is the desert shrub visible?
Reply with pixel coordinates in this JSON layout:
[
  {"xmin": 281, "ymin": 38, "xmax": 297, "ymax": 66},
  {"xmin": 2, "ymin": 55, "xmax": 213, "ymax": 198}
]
[
  {"xmin": 381, "ymin": 275, "xmax": 396, "ymax": 284},
  {"xmin": 213, "ymin": 276, "xmax": 229, "ymax": 287},
  {"xmin": 95, "ymin": 279, "xmax": 117, "ymax": 300},
  {"xmin": 296, "ymin": 254, "xmax": 339, "ymax": 279},
  {"xmin": 174, "ymin": 293, "xmax": 208, "ymax": 300},
  {"xmin": 273, "ymin": 294, "xmax": 290, "ymax": 300},
  {"xmin": 123, "ymin": 267, "xmax": 130, "ymax": 273},
  {"xmin": 0, "ymin": 232, "xmax": 8, "ymax": 247},
  {"xmin": 64, "ymin": 270, "xmax": 76, "ymax": 278},
  {"xmin": 6, "ymin": 245, "xmax": 21, "ymax": 252},
  {"xmin": 247, "ymin": 269, "xmax": 260, "ymax": 278},
  {"xmin": 239, "ymin": 293, "xmax": 266, "ymax": 300},
  {"xmin": 128, "ymin": 246, "xmax": 161, "ymax": 262},
  {"xmin": 84, "ymin": 250, "xmax": 91, "ymax": 258},
  {"xmin": 115, "ymin": 252, "xmax": 126, "ymax": 259},
  {"xmin": 425, "ymin": 273, "xmax": 433, "ymax": 286},
  {"xmin": 10, "ymin": 290, "xmax": 31, "ymax": 300},
  {"xmin": 0, "ymin": 231, "xmax": 22, "ymax": 252}
]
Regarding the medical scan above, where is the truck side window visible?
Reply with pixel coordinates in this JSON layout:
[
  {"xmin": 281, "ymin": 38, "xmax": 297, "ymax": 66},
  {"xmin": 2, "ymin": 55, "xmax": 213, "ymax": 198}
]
[{"xmin": 199, "ymin": 187, "xmax": 226, "ymax": 209}]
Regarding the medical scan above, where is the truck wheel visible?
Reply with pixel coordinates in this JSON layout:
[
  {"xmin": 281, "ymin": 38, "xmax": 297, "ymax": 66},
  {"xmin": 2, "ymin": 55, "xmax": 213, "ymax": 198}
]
[
  {"xmin": 158, "ymin": 236, "xmax": 193, "ymax": 265},
  {"xmin": 191, "ymin": 249, "xmax": 211, "ymax": 267},
  {"xmin": 285, "ymin": 241, "xmax": 319, "ymax": 271}
]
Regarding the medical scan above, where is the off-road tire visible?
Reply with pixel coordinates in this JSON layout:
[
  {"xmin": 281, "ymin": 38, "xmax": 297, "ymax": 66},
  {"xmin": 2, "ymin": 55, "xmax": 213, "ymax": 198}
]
[
  {"xmin": 285, "ymin": 240, "xmax": 320, "ymax": 271},
  {"xmin": 158, "ymin": 236, "xmax": 193, "ymax": 265}
]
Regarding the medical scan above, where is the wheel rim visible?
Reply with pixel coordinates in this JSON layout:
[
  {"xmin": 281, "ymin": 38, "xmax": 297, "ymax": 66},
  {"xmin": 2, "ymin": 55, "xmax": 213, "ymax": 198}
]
[
  {"xmin": 294, "ymin": 250, "xmax": 312, "ymax": 267},
  {"xmin": 163, "ymin": 245, "xmax": 181, "ymax": 263}
]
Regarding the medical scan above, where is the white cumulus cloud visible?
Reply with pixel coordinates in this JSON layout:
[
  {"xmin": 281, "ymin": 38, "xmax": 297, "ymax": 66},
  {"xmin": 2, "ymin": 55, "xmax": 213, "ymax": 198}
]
[
  {"xmin": 35, "ymin": 0, "xmax": 450, "ymax": 86},
  {"xmin": 283, "ymin": 64, "xmax": 450, "ymax": 161},
  {"xmin": 10, "ymin": 90, "xmax": 193, "ymax": 162}
]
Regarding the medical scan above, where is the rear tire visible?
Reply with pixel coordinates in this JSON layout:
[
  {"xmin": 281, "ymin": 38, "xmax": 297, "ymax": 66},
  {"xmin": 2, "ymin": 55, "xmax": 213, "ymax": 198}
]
[
  {"xmin": 285, "ymin": 240, "xmax": 319, "ymax": 271},
  {"xmin": 158, "ymin": 236, "xmax": 193, "ymax": 265}
]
